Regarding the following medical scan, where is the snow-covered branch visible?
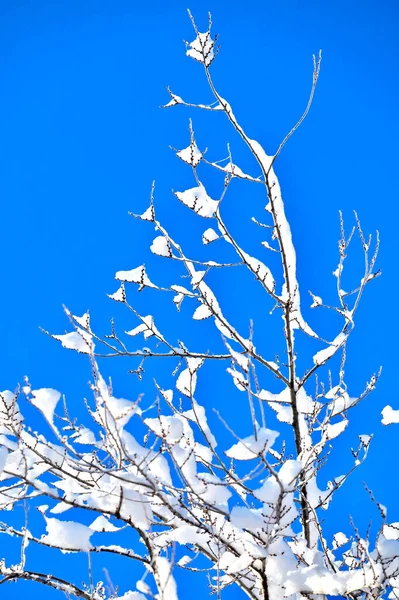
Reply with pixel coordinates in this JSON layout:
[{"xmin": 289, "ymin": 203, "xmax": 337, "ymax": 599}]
[{"xmin": 0, "ymin": 10, "xmax": 388, "ymax": 600}]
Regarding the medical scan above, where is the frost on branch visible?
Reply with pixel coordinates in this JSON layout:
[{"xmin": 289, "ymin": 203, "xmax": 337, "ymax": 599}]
[{"xmin": 0, "ymin": 10, "xmax": 387, "ymax": 600}]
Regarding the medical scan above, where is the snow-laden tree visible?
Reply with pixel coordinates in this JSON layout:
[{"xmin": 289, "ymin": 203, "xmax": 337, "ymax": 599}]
[{"xmin": 1, "ymin": 11, "xmax": 396, "ymax": 600}]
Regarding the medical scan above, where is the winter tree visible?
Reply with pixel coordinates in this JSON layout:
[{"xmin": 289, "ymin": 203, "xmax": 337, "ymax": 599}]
[{"xmin": 0, "ymin": 11, "xmax": 397, "ymax": 600}]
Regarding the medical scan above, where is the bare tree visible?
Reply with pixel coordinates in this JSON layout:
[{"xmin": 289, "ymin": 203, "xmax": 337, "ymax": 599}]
[{"xmin": 1, "ymin": 11, "xmax": 395, "ymax": 600}]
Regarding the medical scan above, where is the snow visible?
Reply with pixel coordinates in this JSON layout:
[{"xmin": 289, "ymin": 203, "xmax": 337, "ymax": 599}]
[
  {"xmin": 96, "ymin": 385, "xmax": 139, "ymax": 429},
  {"xmin": 226, "ymin": 343, "xmax": 249, "ymax": 372},
  {"xmin": 170, "ymin": 284, "xmax": 194, "ymax": 296},
  {"xmin": 259, "ymin": 388, "xmax": 293, "ymax": 423},
  {"xmin": 325, "ymin": 418, "xmax": 348, "ymax": 440},
  {"xmin": 108, "ymin": 284, "xmax": 126, "ymax": 302},
  {"xmin": 53, "ymin": 329, "xmax": 94, "ymax": 354},
  {"xmin": 153, "ymin": 555, "xmax": 178, "ymax": 600},
  {"xmin": 333, "ymin": 532, "xmax": 349, "ymax": 548},
  {"xmin": 197, "ymin": 472, "xmax": 231, "ymax": 506},
  {"xmin": 176, "ymin": 525, "xmax": 207, "ymax": 548},
  {"xmin": 0, "ymin": 446, "xmax": 8, "ymax": 476},
  {"xmin": 177, "ymin": 142, "xmax": 202, "ymax": 166},
  {"xmin": 90, "ymin": 515, "xmax": 121, "ymax": 533},
  {"xmin": 125, "ymin": 315, "xmax": 162, "ymax": 340},
  {"xmin": 136, "ymin": 581, "xmax": 151, "ymax": 595},
  {"xmin": 159, "ymin": 389, "xmax": 173, "ymax": 405},
  {"xmin": 326, "ymin": 386, "xmax": 357, "ymax": 416},
  {"xmin": 150, "ymin": 236, "xmax": 171, "ymax": 257},
  {"xmin": 313, "ymin": 332, "xmax": 347, "ymax": 365},
  {"xmin": 286, "ymin": 559, "xmax": 383, "ymax": 597},
  {"xmin": 310, "ymin": 294, "xmax": 323, "ymax": 308},
  {"xmin": 241, "ymin": 250, "xmax": 275, "ymax": 292},
  {"xmin": 0, "ymin": 390, "xmax": 22, "ymax": 435},
  {"xmin": 285, "ymin": 564, "xmax": 346, "ymax": 596},
  {"xmin": 176, "ymin": 358, "xmax": 203, "ymax": 397},
  {"xmin": 306, "ymin": 476, "xmax": 330, "ymax": 509},
  {"xmin": 175, "ymin": 184, "xmax": 218, "ymax": 218},
  {"xmin": 247, "ymin": 138, "xmax": 316, "ymax": 337},
  {"xmin": 139, "ymin": 205, "xmax": 155, "ymax": 221},
  {"xmin": 87, "ymin": 479, "xmax": 152, "ymax": 530},
  {"xmin": 183, "ymin": 398, "xmax": 216, "ymax": 448},
  {"xmin": 145, "ymin": 415, "xmax": 184, "ymax": 444},
  {"xmin": 225, "ymin": 551, "xmax": 253, "ymax": 574},
  {"xmin": 71, "ymin": 427, "xmax": 97, "ymax": 445},
  {"xmin": 267, "ymin": 361, "xmax": 279, "ymax": 371},
  {"xmin": 177, "ymin": 555, "xmax": 192, "ymax": 566},
  {"xmin": 190, "ymin": 269, "xmax": 206, "ymax": 288},
  {"xmin": 222, "ymin": 162, "xmax": 250, "ymax": 179},
  {"xmin": 230, "ymin": 506, "xmax": 264, "ymax": 532},
  {"xmin": 115, "ymin": 592, "xmax": 146, "ymax": 600},
  {"xmin": 70, "ymin": 312, "xmax": 89, "ymax": 328},
  {"xmin": 254, "ymin": 461, "xmax": 301, "ymax": 507},
  {"xmin": 186, "ymin": 31, "xmax": 215, "ymax": 66},
  {"xmin": 226, "ymin": 366, "xmax": 247, "ymax": 391},
  {"xmin": 194, "ymin": 442, "xmax": 213, "ymax": 464},
  {"xmin": 333, "ymin": 264, "xmax": 343, "ymax": 278},
  {"xmin": 192, "ymin": 303, "xmax": 213, "ymax": 320},
  {"xmin": 172, "ymin": 285, "xmax": 193, "ymax": 309},
  {"xmin": 359, "ymin": 433, "xmax": 371, "ymax": 446},
  {"xmin": 41, "ymin": 517, "xmax": 93, "ymax": 553},
  {"xmin": 115, "ymin": 265, "xmax": 157, "ymax": 289},
  {"xmin": 30, "ymin": 388, "xmax": 61, "ymax": 424},
  {"xmin": 261, "ymin": 240, "xmax": 276, "ymax": 252},
  {"xmin": 382, "ymin": 405, "xmax": 399, "ymax": 425},
  {"xmin": 214, "ymin": 318, "xmax": 236, "ymax": 341},
  {"xmin": 176, "ymin": 368, "xmax": 197, "ymax": 397},
  {"xmin": 278, "ymin": 459, "xmax": 302, "ymax": 485},
  {"xmin": 163, "ymin": 92, "xmax": 184, "ymax": 107},
  {"xmin": 0, "ymin": 28, "xmax": 389, "ymax": 600},
  {"xmin": 120, "ymin": 429, "xmax": 172, "ymax": 486},
  {"xmin": 202, "ymin": 227, "xmax": 219, "ymax": 245},
  {"xmin": 383, "ymin": 523, "xmax": 399, "ymax": 540},
  {"xmin": 225, "ymin": 427, "xmax": 279, "ymax": 460}
]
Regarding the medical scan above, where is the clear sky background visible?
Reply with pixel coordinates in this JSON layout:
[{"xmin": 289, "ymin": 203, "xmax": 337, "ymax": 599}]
[{"xmin": 0, "ymin": 0, "xmax": 398, "ymax": 598}]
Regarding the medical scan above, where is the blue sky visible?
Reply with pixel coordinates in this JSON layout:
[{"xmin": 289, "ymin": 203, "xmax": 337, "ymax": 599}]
[{"xmin": 0, "ymin": 0, "xmax": 398, "ymax": 598}]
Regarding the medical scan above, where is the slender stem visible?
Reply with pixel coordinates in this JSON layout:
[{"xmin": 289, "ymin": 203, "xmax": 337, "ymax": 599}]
[{"xmin": 202, "ymin": 60, "xmax": 313, "ymax": 546}]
